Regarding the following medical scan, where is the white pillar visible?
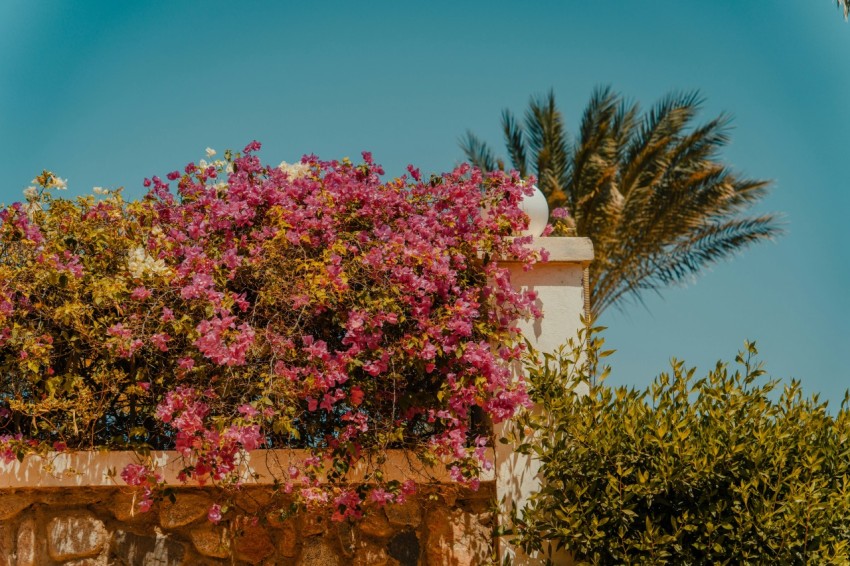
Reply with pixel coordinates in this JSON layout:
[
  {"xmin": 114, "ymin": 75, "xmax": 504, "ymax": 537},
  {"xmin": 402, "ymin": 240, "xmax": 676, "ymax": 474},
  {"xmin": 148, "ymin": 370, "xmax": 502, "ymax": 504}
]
[{"xmin": 496, "ymin": 237, "xmax": 593, "ymax": 565}]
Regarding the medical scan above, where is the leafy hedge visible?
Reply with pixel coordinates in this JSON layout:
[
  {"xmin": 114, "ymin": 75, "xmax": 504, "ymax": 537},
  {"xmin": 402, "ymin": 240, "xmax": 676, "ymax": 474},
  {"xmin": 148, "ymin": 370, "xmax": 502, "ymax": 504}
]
[{"xmin": 513, "ymin": 331, "xmax": 850, "ymax": 564}]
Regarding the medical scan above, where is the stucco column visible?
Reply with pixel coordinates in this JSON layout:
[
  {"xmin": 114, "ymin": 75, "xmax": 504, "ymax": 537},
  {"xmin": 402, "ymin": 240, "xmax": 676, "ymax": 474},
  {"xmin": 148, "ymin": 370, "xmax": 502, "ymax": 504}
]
[{"xmin": 496, "ymin": 237, "xmax": 594, "ymax": 565}]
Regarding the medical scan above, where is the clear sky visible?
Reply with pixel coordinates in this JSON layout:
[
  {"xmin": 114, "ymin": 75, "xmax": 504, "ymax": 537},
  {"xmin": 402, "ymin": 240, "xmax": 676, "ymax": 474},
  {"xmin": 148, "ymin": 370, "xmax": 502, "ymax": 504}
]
[{"xmin": 2, "ymin": 1, "xmax": 848, "ymax": 405}]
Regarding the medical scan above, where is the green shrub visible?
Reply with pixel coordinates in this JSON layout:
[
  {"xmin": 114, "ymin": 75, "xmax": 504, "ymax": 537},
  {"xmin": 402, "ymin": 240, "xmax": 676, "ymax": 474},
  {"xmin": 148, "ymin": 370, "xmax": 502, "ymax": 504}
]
[{"xmin": 512, "ymin": 330, "xmax": 850, "ymax": 565}]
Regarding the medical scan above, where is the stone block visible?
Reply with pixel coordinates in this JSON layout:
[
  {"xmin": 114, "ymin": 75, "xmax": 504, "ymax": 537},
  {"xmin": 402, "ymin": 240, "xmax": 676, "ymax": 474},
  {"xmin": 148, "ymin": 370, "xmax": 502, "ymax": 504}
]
[
  {"xmin": 299, "ymin": 538, "xmax": 342, "ymax": 565},
  {"xmin": 336, "ymin": 521, "xmax": 357, "ymax": 557},
  {"xmin": 358, "ymin": 511, "xmax": 394, "ymax": 539},
  {"xmin": 300, "ymin": 513, "xmax": 327, "ymax": 537},
  {"xmin": 109, "ymin": 490, "xmax": 148, "ymax": 522},
  {"xmin": 38, "ymin": 489, "xmax": 102, "ymax": 507},
  {"xmin": 0, "ymin": 524, "xmax": 11, "ymax": 566},
  {"xmin": 352, "ymin": 540, "xmax": 390, "ymax": 566},
  {"xmin": 266, "ymin": 507, "xmax": 296, "ymax": 529},
  {"xmin": 47, "ymin": 513, "xmax": 107, "ymax": 561},
  {"xmin": 15, "ymin": 519, "xmax": 36, "ymax": 566},
  {"xmin": 159, "ymin": 493, "xmax": 210, "ymax": 529},
  {"xmin": 384, "ymin": 499, "xmax": 422, "ymax": 528},
  {"xmin": 233, "ymin": 523, "xmax": 274, "ymax": 565},
  {"xmin": 0, "ymin": 494, "xmax": 32, "ymax": 521},
  {"xmin": 110, "ymin": 529, "xmax": 186, "ymax": 565},
  {"xmin": 276, "ymin": 519, "xmax": 300, "ymax": 558},
  {"xmin": 191, "ymin": 524, "xmax": 231, "ymax": 558},
  {"xmin": 233, "ymin": 488, "xmax": 273, "ymax": 514},
  {"xmin": 425, "ymin": 507, "xmax": 491, "ymax": 566}
]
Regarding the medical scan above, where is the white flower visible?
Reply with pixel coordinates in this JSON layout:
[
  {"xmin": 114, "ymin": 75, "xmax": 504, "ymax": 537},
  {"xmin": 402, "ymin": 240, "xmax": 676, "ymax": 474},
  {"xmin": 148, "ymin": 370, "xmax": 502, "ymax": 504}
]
[
  {"xmin": 127, "ymin": 247, "xmax": 170, "ymax": 279},
  {"xmin": 23, "ymin": 186, "xmax": 38, "ymax": 199},
  {"xmin": 279, "ymin": 161, "xmax": 310, "ymax": 179},
  {"xmin": 53, "ymin": 177, "xmax": 67, "ymax": 190},
  {"xmin": 205, "ymin": 147, "xmax": 216, "ymax": 158},
  {"xmin": 24, "ymin": 201, "xmax": 42, "ymax": 218},
  {"xmin": 226, "ymin": 163, "xmax": 234, "ymax": 174},
  {"xmin": 199, "ymin": 159, "xmax": 208, "ymax": 169},
  {"xmin": 92, "ymin": 186, "xmax": 107, "ymax": 195}
]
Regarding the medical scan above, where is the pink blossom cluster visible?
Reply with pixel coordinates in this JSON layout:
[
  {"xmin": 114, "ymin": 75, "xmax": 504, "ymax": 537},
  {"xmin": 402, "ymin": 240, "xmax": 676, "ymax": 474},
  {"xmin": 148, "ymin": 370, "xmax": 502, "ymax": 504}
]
[
  {"xmin": 154, "ymin": 387, "xmax": 263, "ymax": 486},
  {"xmin": 120, "ymin": 463, "xmax": 162, "ymax": 512}
]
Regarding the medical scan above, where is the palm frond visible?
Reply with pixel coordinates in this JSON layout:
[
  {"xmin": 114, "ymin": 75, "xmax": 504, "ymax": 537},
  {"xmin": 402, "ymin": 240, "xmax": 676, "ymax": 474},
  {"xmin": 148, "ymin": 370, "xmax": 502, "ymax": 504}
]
[
  {"xmin": 501, "ymin": 109, "xmax": 528, "ymax": 178},
  {"xmin": 526, "ymin": 90, "xmax": 569, "ymax": 208},
  {"xmin": 459, "ymin": 131, "xmax": 500, "ymax": 172},
  {"xmin": 596, "ymin": 215, "xmax": 781, "ymax": 314}
]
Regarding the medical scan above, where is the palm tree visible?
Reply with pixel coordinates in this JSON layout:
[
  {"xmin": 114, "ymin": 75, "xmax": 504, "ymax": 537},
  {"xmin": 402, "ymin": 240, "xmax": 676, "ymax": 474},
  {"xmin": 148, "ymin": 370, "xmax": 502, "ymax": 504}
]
[
  {"xmin": 461, "ymin": 88, "xmax": 781, "ymax": 316},
  {"xmin": 839, "ymin": 0, "xmax": 850, "ymax": 19}
]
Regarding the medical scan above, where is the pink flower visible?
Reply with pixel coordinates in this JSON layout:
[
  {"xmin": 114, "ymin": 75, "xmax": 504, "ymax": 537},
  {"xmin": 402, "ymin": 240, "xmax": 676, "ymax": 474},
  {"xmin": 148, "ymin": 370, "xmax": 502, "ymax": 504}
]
[
  {"xmin": 137, "ymin": 494, "xmax": 154, "ymax": 513},
  {"xmin": 369, "ymin": 488, "xmax": 395, "ymax": 506},
  {"xmin": 121, "ymin": 463, "xmax": 149, "ymax": 486},
  {"xmin": 238, "ymin": 404, "xmax": 258, "ymax": 418},
  {"xmin": 107, "ymin": 323, "xmax": 132, "ymax": 339},
  {"xmin": 130, "ymin": 286, "xmax": 152, "ymax": 301},
  {"xmin": 551, "ymin": 207, "xmax": 569, "ymax": 219},
  {"xmin": 150, "ymin": 333, "xmax": 170, "ymax": 352},
  {"xmin": 207, "ymin": 503, "xmax": 222, "ymax": 523}
]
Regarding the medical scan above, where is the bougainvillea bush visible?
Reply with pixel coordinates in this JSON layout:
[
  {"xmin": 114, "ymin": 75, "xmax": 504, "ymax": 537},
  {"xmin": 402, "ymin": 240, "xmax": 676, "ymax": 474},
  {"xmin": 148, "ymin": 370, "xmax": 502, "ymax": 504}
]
[{"xmin": 0, "ymin": 142, "xmax": 545, "ymax": 519}]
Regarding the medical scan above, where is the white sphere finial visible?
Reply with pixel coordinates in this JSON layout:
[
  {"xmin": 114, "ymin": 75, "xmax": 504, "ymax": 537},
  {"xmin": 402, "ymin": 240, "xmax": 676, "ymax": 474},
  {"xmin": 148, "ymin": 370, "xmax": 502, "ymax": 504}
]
[{"xmin": 519, "ymin": 184, "xmax": 549, "ymax": 237}]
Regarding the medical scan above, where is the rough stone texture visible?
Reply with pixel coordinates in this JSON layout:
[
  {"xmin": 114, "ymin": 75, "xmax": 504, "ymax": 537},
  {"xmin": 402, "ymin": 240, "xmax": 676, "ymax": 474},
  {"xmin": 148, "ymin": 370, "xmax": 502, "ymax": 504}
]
[
  {"xmin": 0, "ymin": 524, "xmax": 12, "ymax": 566},
  {"xmin": 16, "ymin": 518, "xmax": 37, "ymax": 566},
  {"xmin": 352, "ymin": 540, "xmax": 390, "ymax": 566},
  {"xmin": 0, "ymin": 484, "xmax": 495, "ymax": 565},
  {"xmin": 110, "ymin": 529, "xmax": 186, "ymax": 565},
  {"xmin": 233, "ymin": 488, "xmax": 273, "ymax": 514},
  {"xmin": 233, "ymin": 523, "xmax": 274, "ymax": 564},
  {"xmin": 0, "ymin": 494, "xmax": 31, "ymax": 521},
  {"xmin": 358, "ymin": 510, "xmax": 394, "ymax": 539},
  {"xmin": 48, "ymin": 512, "xmax": 107, "ymax": 561},
  {"xmin": 38, "ymin": 490, "xmax": 103, "ymax": 507},
  {"xmin": 64, "ymin": 558, "xmax": 108, "ymax": 566},
  {"xmin": 276, "ymin": 520, "xmax": 300, "ymax": 558},
  {"xmin": 384, "ymin": 499, "xmax": 422, "ymax": 528},
  {"xmin": 336, "ymin": 521, "xmax": 357, "ymax": 558},
  {"xmin": 299, "ymin": 538, "xmax": 342, "ymax": 566},
  {"xmin": 109, "ymin": 490, "xmax": 148, "ymax": 522},
  {"xmin": 300, "ymin": 513, "xmax": 328, "ymax": 537},
  {"xmin": 159, "ymin": 493, "xmax": 211, "ymax": 529},
  {"xmin": 425, "ymin": 507, "xmax": 492, "ymax": 566},
  {"xmin": 190, "ymin": 524, "xmax": 231, "ymax": 558}
]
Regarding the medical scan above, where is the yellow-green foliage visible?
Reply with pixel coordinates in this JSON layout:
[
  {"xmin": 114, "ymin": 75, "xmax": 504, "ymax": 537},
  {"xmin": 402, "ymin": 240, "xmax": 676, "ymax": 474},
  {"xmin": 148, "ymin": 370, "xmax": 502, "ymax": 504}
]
[{"xmin": 512, "ymin": 331, "xmax": 850, "ymax": 565}]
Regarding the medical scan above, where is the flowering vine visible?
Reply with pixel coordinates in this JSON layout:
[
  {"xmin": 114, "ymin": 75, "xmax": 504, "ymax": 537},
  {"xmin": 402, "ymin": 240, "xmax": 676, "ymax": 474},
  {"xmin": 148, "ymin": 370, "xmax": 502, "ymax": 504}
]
[{"xmin": 0, "ymin": 143, "xmax": 544, "ymax": 521}]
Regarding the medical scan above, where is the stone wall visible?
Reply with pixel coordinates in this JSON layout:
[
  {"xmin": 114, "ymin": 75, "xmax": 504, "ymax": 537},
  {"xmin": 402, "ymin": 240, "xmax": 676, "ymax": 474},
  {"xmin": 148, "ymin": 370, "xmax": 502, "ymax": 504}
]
[{"xmin": 0, "ymin": 483, "xmax": 494, "ymax": 566}]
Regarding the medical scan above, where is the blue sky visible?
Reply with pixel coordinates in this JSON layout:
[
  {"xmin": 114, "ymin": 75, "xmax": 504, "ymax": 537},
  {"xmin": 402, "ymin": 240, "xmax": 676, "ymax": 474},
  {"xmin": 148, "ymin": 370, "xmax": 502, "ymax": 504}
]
[{"xmin": 2, "ymin": 2, "xmax": 848, "ymax": 405}]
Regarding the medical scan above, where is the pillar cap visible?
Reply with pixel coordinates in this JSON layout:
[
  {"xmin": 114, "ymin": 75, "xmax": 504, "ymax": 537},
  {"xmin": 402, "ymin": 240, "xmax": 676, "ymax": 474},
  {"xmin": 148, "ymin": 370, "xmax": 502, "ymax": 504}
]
[{"xmin": 502, "ymin": 237, "xmax": 594, "ymax": 264}]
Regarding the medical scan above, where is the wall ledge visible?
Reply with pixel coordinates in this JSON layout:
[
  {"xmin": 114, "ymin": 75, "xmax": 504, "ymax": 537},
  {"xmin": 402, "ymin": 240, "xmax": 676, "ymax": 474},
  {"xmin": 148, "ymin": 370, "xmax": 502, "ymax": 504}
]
[
  {"xmin": 503, "ymin": 237, "xmax": 594, "ymax": 264},
  {"xmin": 0, "ymin": 448, "xmax": 495, "ymax": 490}
]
